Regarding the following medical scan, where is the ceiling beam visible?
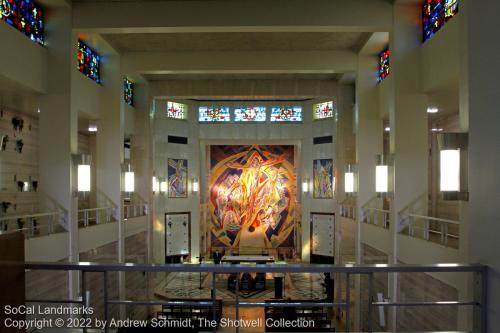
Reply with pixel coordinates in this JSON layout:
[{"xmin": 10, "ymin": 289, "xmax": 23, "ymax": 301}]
[
  {"xmin": 72, "ymin": 0, "xmax": 392, "ymax": 33},
  {"xmin": 121, "ymin": 51, "xmax": 358, "ymax": 76},
  {"xmin": 150, "ymin": 79, "xmax": 339, "ymax": 99}
]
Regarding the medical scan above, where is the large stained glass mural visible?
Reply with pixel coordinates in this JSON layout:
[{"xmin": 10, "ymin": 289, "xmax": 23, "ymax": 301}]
[
  {"xmin": 77, "ymin": 40, "xmax": 101, "ymax": 83},
  {"xmin": 313, "ymin": 159, "xmax": 334, "ymax": 199},
  {"xmin": 168, "ymin": 158, "xmax": 188, "ymax": 198},
  {"xmin": 234, "ymin": 106, "xmax": 266, "ymax": 122},
  {"xmin": 209, "ymin": 145, "xmax": 296, "ymax": 250},
  {"xmin": 199, "ymin": 106, "xmax": 230, "ymax": 122},
  {"xmin": 0, "ymin": 0, "xmax": 44, "ymax": 45},
  {"xmin": 270, "ymin": 106, "xmax": 303, "ymax": 122},
  {"xmin": 423, "ymin": 0, "xmax": 458, "ymax": 42}
]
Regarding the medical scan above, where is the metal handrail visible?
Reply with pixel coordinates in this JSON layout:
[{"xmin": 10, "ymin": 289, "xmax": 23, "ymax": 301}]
[
  {"xmin": 123, "ymin": 203, "xmax": 148, "ymax": 219},
  {"xmin": 407, "ymin": 213, "xmax": 460, "ymax": 225},
  {"xmin": 364, "ymin": 207, "xmax": 390, "ymax": 213},
  {"xmin": 19, "ymin": 261, "xmax": 487, "ymax": 333},
  {"xmin": 0, "ymin": 211, "xmax": 65, "ymax": 238},
  {"xmin": 339, "ymin": 197, "xmax": 357, "ymax": 220},
  {"xmin": 78, "ymin": 206, "xmax": 114, "ymax": 213},
  {"xmin": 400, "ymin": 213, "xmax": 460, "ymax": 247},
  {"xmin": 0, "ymin": 211, "xmax": 63, "ymax": 222},
  {"xmin": 22, "ymin": 261, "xmax": 486, "ymax": 274},
  {"xmin": 361, "ymin": 207, "xmax": 390, "ymax": 229},
  {"xmin": 78, "ymin": 206, "xmax": 116, "ymax": 228}
]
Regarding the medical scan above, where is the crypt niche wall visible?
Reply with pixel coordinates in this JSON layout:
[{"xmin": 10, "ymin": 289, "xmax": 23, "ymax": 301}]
[{"xmin": 207, "ymin": 145, "xmax": 297, "ymax": 257}]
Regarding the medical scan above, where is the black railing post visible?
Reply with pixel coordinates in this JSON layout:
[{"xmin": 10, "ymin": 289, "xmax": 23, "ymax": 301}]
[
  {"xmin": 103, "ymin": 271, "xmax": 109, "ymax": 333},
  {"xmin": 345, "ymin": 272, "xmax": 350, "ymax": 333},
  {"xmin": 368, "ymin": 272, "xmax": 374, "ymax": 333},
  {"xmin": 81, "ymin": 270, "xmax": 87, "ymax": 333},
  {"xmin": 235, "ymin": 274, "xmax": 239, "ymax": 333},
  {"xmin": 212, "ymin": 272, "xmax": 217, "ymax": 333}
]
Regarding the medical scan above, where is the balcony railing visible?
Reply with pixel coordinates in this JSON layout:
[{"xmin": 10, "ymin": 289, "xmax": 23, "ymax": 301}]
[
  {"xmin": 78, "ymin": 206, "xmax": 117, "ymax": 228},
  {"xmin": 339, "ymin": 197, "xmax": 356, "ymax": 220},
  {"xmin": 360, "ymin": 196, "xmax": 390, "ymax": 230},
  {"xmin": 21, "ymin": 261, "xmax": 488, "ymax": 333},
  {"xmin": 398, "ymin": 192, "xmax": 459, "ymax": 248},
  {"xmin": 361, "ymin": 207, "xmax": 390, "ymax": 229},
  {"xmin": 0, "ymin": 211, "xmax": 66, "ymax": 238},
  {"xmin": 123, "ymin": 203, "xmax": 148, "ymax": 219},
  {"xmin": 399, "ymin": 213, "xmax": 460, "ymax": 248},
  {"xmin": 123, "ymin": 193, "xmax": 149, "ymax": 219}
]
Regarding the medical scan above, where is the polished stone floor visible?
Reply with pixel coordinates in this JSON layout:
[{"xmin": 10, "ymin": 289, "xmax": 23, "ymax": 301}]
[{"xmin": 154, "ymin": 272, "xmax": 327, "ymax": 301}]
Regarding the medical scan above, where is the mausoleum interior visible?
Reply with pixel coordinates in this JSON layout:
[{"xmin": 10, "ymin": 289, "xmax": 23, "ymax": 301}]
[{"xmin": 0, "ymin": 0, "xmax": 499, "ymax": 332}]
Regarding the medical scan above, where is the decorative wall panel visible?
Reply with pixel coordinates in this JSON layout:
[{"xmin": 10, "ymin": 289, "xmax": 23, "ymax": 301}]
[
  {"xmin": 313, "ymin": 159, "xmax": 334, "ymax": 199},
  {"xmin": 167, "ymin": 158, "xmax": 187, "ymax": 198},
  {"xmin": 165, "ymin": 213, "xmax": 190, "ymax": 256},
  {"xmin": 209, "ymin": 145, "xmax": 296, "ymax": 251},
  {"xmin": 310, "ymin": 213, "xmax": 335, "ymax": 257}
]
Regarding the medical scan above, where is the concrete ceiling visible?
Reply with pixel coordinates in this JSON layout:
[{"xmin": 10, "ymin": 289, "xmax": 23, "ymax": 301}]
[
  {"xmin": 102, "ymin": 32, "xmax": 370, "ymax": 53},
  {"xmin": 143, "ymin": 73, "xmax": 343, "ymax": 81}
]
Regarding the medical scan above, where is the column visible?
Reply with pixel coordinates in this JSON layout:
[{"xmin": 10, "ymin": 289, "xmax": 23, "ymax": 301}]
[
  {"xmin": 388, "ymin": 1, "xmax": 429, "ymax": 330},
  {"xmin": 355, "ymin": 53, "xmax": 384, "ymax": 331},
  {"xmin": 95, "ymin": 50, "xmax": 125, "ymax": 315},
  {"xmin": 39, "ymin": 1, "xmax": 79, "ymax": 300},
  {"xmin": 463, "ymin": 0, "xmax": 500, "ymax": 331}
]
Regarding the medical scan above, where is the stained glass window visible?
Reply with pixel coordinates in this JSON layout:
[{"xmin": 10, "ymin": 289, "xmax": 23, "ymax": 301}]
[
  {"xmin": 77, "ymin": 40, "xmax": 101, "ymax": 83},
  {"xmin": 0, "ymin": 0, "xmax": 44, "ymax": 45},
  {"xmin": 313, "ymin": 101, "xmax": 335, "ymax": 120},
  {"xmin": 444, "ymin": 0, "xmax": 458, "ymax": 20},
  {"xmin": 423, "ymin": 0, "xmax": 458, "ymax": 43},
  {"xmin": 378, "ymin": 48, "xmax": 390, "ymax": 83},
  {"xmin": 234, "ymin": 106, "xmax": 266, "ymax": 122},
  {"xmin": 167, "ymin": 102, "xmax": 187, "ymax": 120},
  {"xmin": 270, "ymin": 106, "xmax": 302, "ymax": 122},
  {"xmin": 124, "ymin": 78, "xmax": 133, "ymax": 106},
  {"xmin": 199, "ymin": 106, "xmax": 230, "ymax": 122}
]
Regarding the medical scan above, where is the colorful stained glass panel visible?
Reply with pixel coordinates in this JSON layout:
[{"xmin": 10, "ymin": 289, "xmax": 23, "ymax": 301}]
[
  {"xmin": 234, "ymin": 106, "xmax": 266, "ymax": 122},
  {"xmin": 77, "ymin": 40, "xmax": 101, "ymax": 83},
  {"xmin": 423, "ymin": 0, "xmax": 458, "ymax": 42},
  {"xmin": 198, "ymin": 106, "xmax": 230, "ymax": 122},
  {"xmin": 0, "ymin": 0, "xmax": 44, "ymax": 45},
  {"xmin": 124, "ymin": 78, "xmax": 133, "ymax": 106},
  {"xmin": 167, "ymin": 102, "xmax": 187, "ymax": 119},
  {"xmin": 378, "ymin": 48, "xmax": 390, "ymax": 83},
  {"xmin": 444, "ymin": 0, "xmax": 458, "ymax": 20},
  {"xmin": 270, "ymin": 106, "xmax": 302, "ymax": 122},
  {"xmin": 313, "ymin": 101, "xmax": 335, "ymax": 120}
]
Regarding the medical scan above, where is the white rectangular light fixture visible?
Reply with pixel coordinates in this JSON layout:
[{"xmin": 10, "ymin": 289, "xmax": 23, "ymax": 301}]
[
  {"xmin": 192, "ymin": 178, "xmax": 199, "ymax": 193},
  {"xmin": 124, "ymin": 171, "xmax": 135, "ymax": 193},
  {"xmin": 76, "ymin": 154, "xmax": 92, "ymax": 193},
  {"xmin": 345, "ymin": 172, "xmax": 355, "ymax": 193},
  {"xmin": 302, "ymin": 179, "xmax": 309, "ymax": 193},
  {"xmin": 78, "ymin": 164, "xmax": 91, "ymax": 192},
  {"xmin": 376, "ymin": 165, "xmax": 389, "ymax": 193},
  {"xmin": 152, "ymin": 176, "xmax": 159, "ymax": 193},
  {"xmin": 160, "ymin": 180, "xmax": 167, "ymax": 194},
  {"xmin": 440, "ymin": 149, "xmax": 460, "ymax": 192},
  {"xmin": 427, "ymin": 106, "xmax": 439, "ymax": 113}
]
